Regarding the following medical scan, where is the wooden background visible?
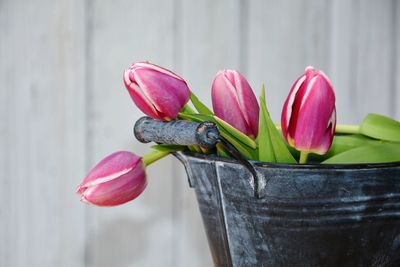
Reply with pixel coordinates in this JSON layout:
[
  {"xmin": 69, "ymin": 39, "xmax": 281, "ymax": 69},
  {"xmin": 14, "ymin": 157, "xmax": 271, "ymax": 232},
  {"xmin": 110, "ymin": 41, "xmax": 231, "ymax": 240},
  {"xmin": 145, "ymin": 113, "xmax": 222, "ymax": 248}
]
[{"xmin": 1, "ymin": 0, "xmax": 399, "ymax": 266}]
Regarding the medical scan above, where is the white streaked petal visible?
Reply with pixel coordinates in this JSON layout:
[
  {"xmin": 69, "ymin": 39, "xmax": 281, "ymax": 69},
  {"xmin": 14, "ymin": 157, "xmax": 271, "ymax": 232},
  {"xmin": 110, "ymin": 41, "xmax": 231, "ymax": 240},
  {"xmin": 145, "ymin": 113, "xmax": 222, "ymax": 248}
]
[
  {"xmin": 123, "ymin": 70, "xmax": 131, "ymax": 85},
  {"xmin": 83, "ymin": 167, "xmax": 133, "ymax": 187},
  {"xmin": 233, "ymin": 71, "xmax": 245, "ymax": 111},
  {"xmin": 328, "ymin": 108, "xmax": 337, "ymax": 135},
  {"xmin": 319, "ymin": 70, "xmax": 333, "ymax": 87},
  {"xmin": 285, "ymin": 75, "xmax": 306, "ymax": 129},
  {"xmin": 305, "ymin": 66, "xmax": 314, "ymax": 72},
  {"xmin": 223, "ymin": 72, "xmax": 240, "ymax": 103},
  {"xmin": 135, "ymin": 62, "xmax": 183, "ymax": 80},
  {"xmin": 299, "ymin": 76, "xmax": 317, "ymax": 110},
  {"xmin": 130, "ymin": 75, "xmax": 161, "ymax": 115}
]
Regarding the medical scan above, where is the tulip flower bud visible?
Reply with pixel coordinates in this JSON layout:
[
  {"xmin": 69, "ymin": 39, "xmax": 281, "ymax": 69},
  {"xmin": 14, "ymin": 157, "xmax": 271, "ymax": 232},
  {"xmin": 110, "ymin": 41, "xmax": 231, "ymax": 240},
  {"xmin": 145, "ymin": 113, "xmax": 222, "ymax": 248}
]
[
  {"xmin": 77, "ymin": 151, "xmax": 147, "ymax": 207},
  {"xmin": 211, "ymin": 70, "xmax": 259, "ymax": 137},
  {"xmin": 281, "ymin": 66, "xmax": 336, "ymax": 156},
  {"xmin": 124, "ymin": 62, "xmax": 190, "ymax": 120}
]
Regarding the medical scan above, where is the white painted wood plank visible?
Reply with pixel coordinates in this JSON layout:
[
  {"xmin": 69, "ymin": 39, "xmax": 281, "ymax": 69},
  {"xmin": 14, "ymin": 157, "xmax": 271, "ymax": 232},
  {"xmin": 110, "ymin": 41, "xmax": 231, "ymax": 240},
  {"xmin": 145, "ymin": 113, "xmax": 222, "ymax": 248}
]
[
  {"xmin": 329, "ymin": 0, "xmax": 360, "ymax": 124},
  {"xmin": 0, "ymin": 5, "xmax": 8, "ymax": 266},
  {"xmin": 0, "ymin": 0, "xmax": 86, "ymax": 266},
  {"xmin": 353, "ymin": 0, "xmax": 395, "ymax": 121},
  {"xmin": 175, "ymin": 1, "xmax": 243, "ymax": 266},
  {"xmin": 0, "ymin": 1, "xmax": 397, "ymax": 267},
  {"xmin": 85, "ymin": 1, "xmax": 179, "ymax": 266},
  {"xmin": 181, "ymin": 0, "xmax": 242, "ymax": 106},
  {"xmin": 247, "ymin": 0, "xmax": 332, "ymax": 122},
  {"xmin": 331, "ymin": 0, "xmax": 396, "ymax": 123}
]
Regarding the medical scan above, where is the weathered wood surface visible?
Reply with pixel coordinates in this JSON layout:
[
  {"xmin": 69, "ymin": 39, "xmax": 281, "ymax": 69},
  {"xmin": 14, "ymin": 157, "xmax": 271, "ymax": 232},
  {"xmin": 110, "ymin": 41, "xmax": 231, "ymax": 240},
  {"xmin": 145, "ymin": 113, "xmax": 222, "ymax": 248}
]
[
  {"xmin": 0, "ymin": 0, "xmax": 398, "ymax": 266},
  {"xmin": 0, "ymin": 1, "xmax": 87, "ymax": 266}
]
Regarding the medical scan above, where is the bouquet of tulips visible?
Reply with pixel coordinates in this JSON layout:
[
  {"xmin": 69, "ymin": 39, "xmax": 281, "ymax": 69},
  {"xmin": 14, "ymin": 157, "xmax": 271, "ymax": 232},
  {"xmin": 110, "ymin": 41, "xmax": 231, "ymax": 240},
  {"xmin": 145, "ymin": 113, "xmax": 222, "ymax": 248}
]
[{"xmin": 77, "ymin": 62, "xmax": 400, "ymax": 207}]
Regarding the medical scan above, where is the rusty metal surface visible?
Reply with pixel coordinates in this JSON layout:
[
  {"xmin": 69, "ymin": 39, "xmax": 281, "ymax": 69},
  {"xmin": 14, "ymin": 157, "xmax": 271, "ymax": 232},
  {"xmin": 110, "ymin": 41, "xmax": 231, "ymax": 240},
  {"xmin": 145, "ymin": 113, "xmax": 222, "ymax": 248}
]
[{"xmin": 175, "ymin": 152, "xmax": 400, "ymax": 267}]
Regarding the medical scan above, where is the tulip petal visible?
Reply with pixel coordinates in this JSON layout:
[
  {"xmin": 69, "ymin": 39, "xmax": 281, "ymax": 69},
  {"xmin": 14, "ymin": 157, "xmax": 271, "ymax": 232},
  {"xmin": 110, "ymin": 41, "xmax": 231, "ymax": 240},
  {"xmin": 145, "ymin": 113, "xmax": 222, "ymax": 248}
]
[
  {"xmin": 287, "ymin": 76, "xmax": 311, "ymax": 143},
  {"xmin": 81, "ymin": 164, "xmax": 147, "ymax": 207},
  {"xmin": 123, "ymin": 62, "xmax": 190, "ymax": 120},
  {"xmin": 281, "ymin": 74, "xmax": 307, "ymax": 142},
  {"xmin": 134, "ymin": 67, "xmax": 190, "ymax": 119},
  {"xmin": 77, "ymin": 151, "xmax": 141, "ymax": 193},
  {"xmin": 135, "ymin": 62, "xmax": 183, "ymax": 81},
  {"xmin": 281, "ymin": 67, "xmax": 336, "ymax": 156},
  {"xmin": 233, "ymin": 71, "xmax": 260, "ymax": 137},
  {"xmin": 293, "ymin": 75, "xmax": 336, "ymax": 154},
  {"xmin": 77, "ymin": 151, "xmax": 147, "ymax": 207},
  {"xmin": 212, "ymin": 72, "xmax": 250, "ymax": 135},
  {"xmin": 211, "ymin": 69, "xmax": 259, "ymax": 137},
  {"xmin": 124, "ymin": 71, "xmax": 162, "ymax": 119}
]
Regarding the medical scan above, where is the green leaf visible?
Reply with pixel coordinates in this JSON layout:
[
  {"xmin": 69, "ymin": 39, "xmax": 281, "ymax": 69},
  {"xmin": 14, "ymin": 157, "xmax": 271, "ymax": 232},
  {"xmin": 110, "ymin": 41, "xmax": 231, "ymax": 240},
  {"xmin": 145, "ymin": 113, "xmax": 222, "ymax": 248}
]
[
  {"xmin": 178, "ymin": 112, "xmax": 214, "ymax": 122},
  {"xmin": 189, "ymin": 145, "xmax": 202, "ymax": 153},
  {"xmin": 214, "ymin": 116, "xmax": 257, "ymax": 149},
  {"xmin": 327, "ymin": 135, "xmax": 380, "ymax": 156},
  {"xmin": 258, "ymin": 85, "xmax": 297, "ymax": 163},
  {"xmin": 360, "ymin": 113, "xmax": 400, "ymax": 142},
  {"xmin": 309, "ymin": 134, "xmax": 381, "ymax": 162},
  {"xmin": 265, "ymin": 111, "xmax": 296, "ymax": 163},
  {"xmin": 142, "ymin": 150, "xmax": 170, "ymax": 166},
  {"xmin": 335, "ymin": 124, "xmax": 361, "ymax": 134},
  {"xmin": 257, "ymin": 91, "xmax": 276, "ymax": 162},
  {"xmin": 216, "ymin": 142, "xmax": 231, "ymax": 158},
  {"xmin": 190, "ymin": 91, "xmax": 213, "ymax": 115},
  {"xmin": 322, "ymin": 143, "xmax": 400, "ymax": 164},
  {"xmin": 178, "ymin": 112, "xmax": 257, "ymax": 159},
  {"xmin": 181, "ymin": 104, "xmax": 196, "ymax": 114},
  {"xmin": 151, "ymin": 144, "xmax": 186, "ymax": 152},
  {"xmin": 219, "ymin": 131, "xmax": 254, "ymax": 159}
]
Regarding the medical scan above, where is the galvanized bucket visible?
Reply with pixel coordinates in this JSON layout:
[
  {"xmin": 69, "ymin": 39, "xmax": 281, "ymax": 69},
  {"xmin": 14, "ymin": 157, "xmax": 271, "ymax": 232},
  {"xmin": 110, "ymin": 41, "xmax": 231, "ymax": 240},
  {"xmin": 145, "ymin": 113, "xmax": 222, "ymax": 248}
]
[
  {"xmin": 134, "ymin": 116, "xmax": 400, "ymax": 267},
  {"xmin": 175, "ymin": 152, "xmax": 400, "ymax": 267}
]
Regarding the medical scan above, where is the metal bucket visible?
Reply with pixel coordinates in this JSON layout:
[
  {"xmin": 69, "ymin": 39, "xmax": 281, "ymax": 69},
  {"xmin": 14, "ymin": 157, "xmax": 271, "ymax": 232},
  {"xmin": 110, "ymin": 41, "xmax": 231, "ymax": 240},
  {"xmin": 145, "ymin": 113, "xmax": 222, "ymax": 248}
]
[{"xmin": 175, "ymin": 152, "xmax": 400, "ymax": 267}]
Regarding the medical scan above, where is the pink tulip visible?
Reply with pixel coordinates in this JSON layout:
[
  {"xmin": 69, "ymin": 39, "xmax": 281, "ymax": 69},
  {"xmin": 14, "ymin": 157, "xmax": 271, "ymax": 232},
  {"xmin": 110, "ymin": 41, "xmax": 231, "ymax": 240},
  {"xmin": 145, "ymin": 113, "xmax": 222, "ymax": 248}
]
[
  {"xmin": 211, "ymin": 70, "xmax": 259, "ymax": 137},
  {"xmin": 77, "ymin": 151, "xmax": 147, "ymax": 207},
  {"xmin": 281, "ymin": 66, "xmax": 336, "ymax": 155},
  {"xmin": 124, "ymin": 62, "xmax": 190, "ymax": 120}
]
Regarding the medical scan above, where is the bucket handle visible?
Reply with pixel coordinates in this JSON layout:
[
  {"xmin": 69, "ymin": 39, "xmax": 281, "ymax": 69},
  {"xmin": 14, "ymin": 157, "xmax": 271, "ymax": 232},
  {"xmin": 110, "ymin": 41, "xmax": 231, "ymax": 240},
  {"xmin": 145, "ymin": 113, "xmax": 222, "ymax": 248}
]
[
  {"xmin": 134, "ymin": 116, "xmax": 268, "ymax": 198},
  {"xmin": 134, "ymin": 116, "xmax": 219, "ymax": 148}
]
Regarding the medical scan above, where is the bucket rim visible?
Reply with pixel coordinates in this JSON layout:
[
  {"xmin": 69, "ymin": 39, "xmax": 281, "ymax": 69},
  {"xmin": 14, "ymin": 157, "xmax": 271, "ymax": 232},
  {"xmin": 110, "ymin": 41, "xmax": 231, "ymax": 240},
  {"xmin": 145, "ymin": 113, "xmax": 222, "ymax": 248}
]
[{"xmin": 176, "ymin": 151, "xmax": 400, "ymax": 170}]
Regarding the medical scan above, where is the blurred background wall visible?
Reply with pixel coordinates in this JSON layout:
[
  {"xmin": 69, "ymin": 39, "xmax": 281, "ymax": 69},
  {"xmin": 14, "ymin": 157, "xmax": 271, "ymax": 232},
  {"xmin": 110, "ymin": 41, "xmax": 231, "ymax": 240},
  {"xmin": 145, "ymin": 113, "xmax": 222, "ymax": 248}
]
[{"xmin": 0, "ymin": 0, "xmax": 399, "ymax": 266}]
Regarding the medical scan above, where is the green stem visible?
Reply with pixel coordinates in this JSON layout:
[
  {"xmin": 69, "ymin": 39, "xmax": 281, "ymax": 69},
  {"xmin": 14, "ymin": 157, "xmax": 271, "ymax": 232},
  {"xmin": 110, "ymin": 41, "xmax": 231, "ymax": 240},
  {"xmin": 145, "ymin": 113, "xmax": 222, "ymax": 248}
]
[
  {"xmin": 335, "ymin": 124, "xmax": 360, "ymax": 134},
  {"xmin": 142, "ymin": 150, "xmax": 170, "ymax": 167},
  {"xmin": 299, "ymin": 151, "xmax": 309, "ymax": 164},
  {"xmin": 189, "ymin": 91, "xmax": 213, "ymax": 115},
  {"xmin": 181, "ymin": 103, "xmax": 196, "ymax": 114}
]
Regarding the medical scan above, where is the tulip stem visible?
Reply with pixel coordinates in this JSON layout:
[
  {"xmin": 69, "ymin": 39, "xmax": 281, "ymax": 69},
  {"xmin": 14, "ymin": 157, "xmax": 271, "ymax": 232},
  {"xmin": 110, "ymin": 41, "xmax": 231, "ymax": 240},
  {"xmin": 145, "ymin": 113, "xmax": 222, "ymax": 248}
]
[
  {"xmin": 299, "ymin": 151, "xmax": 309, "ymax": 164},
  {"xmin": 335, "ymin": 124, "xmax": 360, "ymax": 134},
  {"xmin": 181, "ymin": 104, "xmax": 196, "ymax": 115},
  {"xmin": 142, "ymin": 150, "xmax": 170, "ymax": 167}
]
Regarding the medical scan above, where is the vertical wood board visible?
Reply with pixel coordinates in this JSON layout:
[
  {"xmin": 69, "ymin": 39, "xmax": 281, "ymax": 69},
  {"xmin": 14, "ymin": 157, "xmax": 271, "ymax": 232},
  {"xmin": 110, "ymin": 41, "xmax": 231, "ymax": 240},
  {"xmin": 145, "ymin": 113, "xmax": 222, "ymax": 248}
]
[
  {"xmin": 85, "ymin": 1, "xmax": 178, "ymax": 267},
  {"xmin": 247, "ymin": 0, "xmax": 332, "ymax": 122},
  {"xmin": 0, "ymin": 0, "xmax": 87, "ymax": 266}
]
